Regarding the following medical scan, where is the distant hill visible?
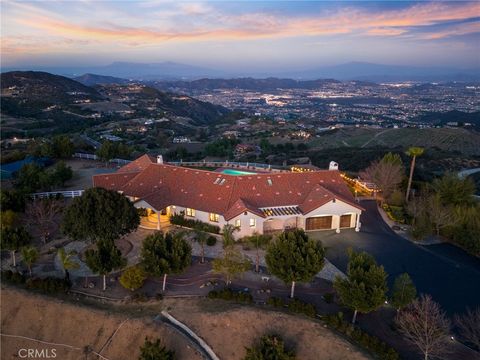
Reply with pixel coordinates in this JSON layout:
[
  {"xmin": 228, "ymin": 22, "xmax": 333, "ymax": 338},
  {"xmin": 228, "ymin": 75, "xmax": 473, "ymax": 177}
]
[
  {"xmin": 152, "ymin": 77, "xmax": 343, "ymax": 91},
  {"xmin": 1, "ymin": 71, "xmax": 101, "ymax": 102},
  {"xmin": 129, "ymin": 85, "xmax": 230, "ymax": 125},
  {"xmin": 74, "ymin": 73, "xmax": 131, "ymax": 86},
  {"xmin": 288, "ymin": 62, "xmax": 480, "ymax": 82}
]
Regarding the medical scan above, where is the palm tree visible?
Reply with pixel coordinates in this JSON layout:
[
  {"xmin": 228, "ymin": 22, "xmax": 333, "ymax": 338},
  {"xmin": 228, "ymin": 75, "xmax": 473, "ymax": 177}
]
[
  {"xmin": 194, "ymin": 229, "xmax": 208, "ymax": 264},
  {"xmin": 58, "ymin": 247, "xmax": 80, "ymax": 281},
  {"xmin": 21, "ymin": 246, "xmax": 39, "ymax": 276},
  {"xmin": 405, "ymin": 147, "xmax": 424, "ymax": 202}
]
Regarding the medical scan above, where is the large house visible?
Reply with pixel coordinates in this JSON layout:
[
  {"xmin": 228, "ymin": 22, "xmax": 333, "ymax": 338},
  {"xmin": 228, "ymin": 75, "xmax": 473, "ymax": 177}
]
[{"xmin": 93, "ymin": 155, "xmax": 363, "ymax": 238}]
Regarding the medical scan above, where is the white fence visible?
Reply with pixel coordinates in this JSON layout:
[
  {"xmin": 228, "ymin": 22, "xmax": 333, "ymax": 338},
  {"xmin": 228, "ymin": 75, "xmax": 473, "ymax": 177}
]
[
  {"xmin": 73, "ymin": 153, "xmax": 131, "ymax": 165},
  {"xmin": 31, "ymin": 190, "xmax": 84, "ymax": 199}
]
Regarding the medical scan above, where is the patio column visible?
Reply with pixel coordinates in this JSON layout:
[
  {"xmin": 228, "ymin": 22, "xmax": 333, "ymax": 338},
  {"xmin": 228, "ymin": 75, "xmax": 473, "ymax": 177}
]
[
  {"xmin": 355, "ymin": 214, "xmax": 361, "ymax": 232},
  {"xmin": 157, "ymin": 211, "xmax": 161, "ymax": 230},
  {"xmin": 336, "ymin": 215, "xmax": 341, "ymax": 233}
]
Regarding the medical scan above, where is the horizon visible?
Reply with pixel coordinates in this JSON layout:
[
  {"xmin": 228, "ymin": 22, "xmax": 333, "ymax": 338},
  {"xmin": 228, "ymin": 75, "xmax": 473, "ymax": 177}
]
[{"xmin": 2, "ymin": 1, "xmax": 479, "ymax": 72}]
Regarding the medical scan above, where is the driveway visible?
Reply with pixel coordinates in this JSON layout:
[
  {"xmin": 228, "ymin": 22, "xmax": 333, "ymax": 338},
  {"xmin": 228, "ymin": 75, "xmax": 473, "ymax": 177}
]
[{"xmin": 309, "ymin": 200, "xmax": 480, "ymax": 315}]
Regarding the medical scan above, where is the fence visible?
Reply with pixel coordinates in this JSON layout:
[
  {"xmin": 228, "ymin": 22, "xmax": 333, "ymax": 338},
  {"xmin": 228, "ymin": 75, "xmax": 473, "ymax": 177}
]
[
  {"xmin": 73, "ymin": 153, "xmax": 131, "ymax": 165},
  {"xmin": 169, "ymin": 160, "xmax": 288, "ymax": 172},
  {"xmin": 31, "ymin": 190, "xmax": 84, "ymax": 199}
]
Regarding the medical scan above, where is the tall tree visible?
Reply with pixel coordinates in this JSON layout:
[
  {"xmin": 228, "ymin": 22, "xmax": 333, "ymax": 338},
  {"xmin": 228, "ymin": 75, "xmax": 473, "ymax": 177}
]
[
  {"xmin": 85, "ymin": 239, "xmax": 126, "ymax": 291},
  {"xmin": 96, "ymin": 140, "xmax": 117, "ymax": 163},
  {"xmin": 212, "ymin": 248, "xmax": 251, "ymax": 285},
  {"xmin": 62, "ymin": 187, "xmax": 139, "ymax": 243},
  {"xmin": 405, "ymin": 147, "xmax": 424, "ymax": 202},
  {"xmin": 14, "ymin": 163, "xmax": 47, "ymax": 193},
  {"xmin": 26, "ymin": 198, "xmax": 63, "ymax": 243},
  {"xmin": 0, "ymin": 226, "xmax": 31, "ymax": 267},
  {"xmin": 360, "ymin": 153, "xmax": 404, "ymax": 204},
  {"xmin": 390, "ymin": 273, "xmax": 417, "ymax": 312},
  {"xmin": 334, "ymin": 250, "xmax": 388, "ymax": 324},
  {"xmin": 246, "ymin": 233, "xmax": 272, "ymax": 273},
  {"xmin": 21, "ymin": 246, "xmax": 39, "ymax": 276},
  {"xmin": 396, "ymin": 294, "xmax": 451, "ymax": 360},
  {"xmin": 1, "ymin": 210, "xmax": 19, "ymax": 230},
  {"xmin": 266, "ymin": 229, "xmax": 325, "ymax": 298},
  {"xmin": 454, "ymin": 307, "xmax": 480, "ymax": 351},
  {"xmin": 193, "ymin": 229, "xmax": 208, "ymax": 264},
  {"xmin": 140, "ymin": 231, "xmax": 191, "ymax": 291},
  {"xmin": 138, "ymin": 337, "xmax": 175, "ymax": 360},
  {"xmin": 52, "ymin": 135, "xmax": 74, "ymax": 159},
  {"xmin": 57, "ymin": 247, "xmax": 80, "ymax": 281}
]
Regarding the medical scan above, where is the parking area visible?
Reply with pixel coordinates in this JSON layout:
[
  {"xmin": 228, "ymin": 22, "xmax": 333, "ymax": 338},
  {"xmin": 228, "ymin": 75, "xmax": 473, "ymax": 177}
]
[{"xmin": 309, "ymin": 200, "xmax": 480, "ymax": 315}]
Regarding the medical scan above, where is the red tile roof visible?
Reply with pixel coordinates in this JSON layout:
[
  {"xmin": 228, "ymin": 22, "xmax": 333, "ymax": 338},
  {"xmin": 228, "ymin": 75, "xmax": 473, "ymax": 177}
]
[
  {"xmin": 93, "ymin": 156, "xmax": 363, "ymax": 218},
  {"xmin": 117, "ymin": 154, "xmax": 156, "ymax": 173}
]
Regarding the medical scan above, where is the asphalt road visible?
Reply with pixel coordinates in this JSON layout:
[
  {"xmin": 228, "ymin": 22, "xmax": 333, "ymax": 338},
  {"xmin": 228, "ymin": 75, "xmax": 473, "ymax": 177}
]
[{"xmin": 310, "ymin": 200, "xmax": 480, "ymax": 315}]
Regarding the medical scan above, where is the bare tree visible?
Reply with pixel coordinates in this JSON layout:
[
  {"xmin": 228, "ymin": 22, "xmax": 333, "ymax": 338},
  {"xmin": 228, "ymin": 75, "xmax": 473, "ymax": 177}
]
[
  {"xmin": 396, "ymin": 294, "xmax": 451, "ymax": 360},
  {"xmin": 360, "ymin": 155, "xmax": 404, "ymax": 204},
  {"xmin": 427, "ymin": 194, "xmax": 456, "ymax": 236},
  {"xmin": 26, "ymin": 198, "xmax": 63, "ymax": 243},
  {"xmin": 454, "ymin": 307, "xmax": 480, "ymax": 351}
]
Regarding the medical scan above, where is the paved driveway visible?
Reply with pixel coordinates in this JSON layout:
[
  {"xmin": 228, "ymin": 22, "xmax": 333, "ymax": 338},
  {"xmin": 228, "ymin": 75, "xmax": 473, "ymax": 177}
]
[{"xmin": 309, "ymin": 200, "xmax": 480, "ymax": 315}]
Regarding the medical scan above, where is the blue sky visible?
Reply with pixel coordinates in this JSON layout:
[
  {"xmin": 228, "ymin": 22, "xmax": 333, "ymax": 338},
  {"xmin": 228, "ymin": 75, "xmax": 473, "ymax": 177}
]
[{"xmin": 1, "ymin": 1, "xmax": 479, "ymax": 70}]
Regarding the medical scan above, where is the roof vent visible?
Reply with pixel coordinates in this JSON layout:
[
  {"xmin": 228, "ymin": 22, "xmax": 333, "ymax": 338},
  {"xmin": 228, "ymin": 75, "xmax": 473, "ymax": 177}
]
[
  {"xmin": 157, "ymin": 155, "xmax": 163, "ymax": 164},
  {"xmin": 329, "ymin": 161, "xmax": 338, "ymax": 171},
  {"xmin": 267, "ymin": 179, "xmax": 273, "ymax": 186}
]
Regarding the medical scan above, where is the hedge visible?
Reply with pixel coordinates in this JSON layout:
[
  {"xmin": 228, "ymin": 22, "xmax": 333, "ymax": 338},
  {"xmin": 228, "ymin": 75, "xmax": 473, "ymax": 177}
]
[
  {"xmin": 324, "ymin": 312, "xmax": 399, "ymax": 360},
  {"xmin": 170, "ymin": 214, "xmax": 220, "ymax": 234},
  {"xmin": 208, "ymin": 288, "xmax": 253, "ymax": 303},
  {"xmin": 267, "ymin": 297, "xmax": 317, "ymax": 318},
  {"xmin": 2, "ymin": 270, "xmax": 71, "ymax": 294}
]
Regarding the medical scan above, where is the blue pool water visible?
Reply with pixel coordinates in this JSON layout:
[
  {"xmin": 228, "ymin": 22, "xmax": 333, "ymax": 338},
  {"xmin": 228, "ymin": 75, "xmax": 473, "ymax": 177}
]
[{"xmin": 221, "ymin": 169, "xmax": 257, "ymax": 176}]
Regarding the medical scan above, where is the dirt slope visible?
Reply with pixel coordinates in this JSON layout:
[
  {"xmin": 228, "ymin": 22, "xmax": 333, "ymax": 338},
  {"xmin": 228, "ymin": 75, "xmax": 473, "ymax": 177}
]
[{"xmin": 0, "ymin": 288, "xmax": 201, "ymax": 360}]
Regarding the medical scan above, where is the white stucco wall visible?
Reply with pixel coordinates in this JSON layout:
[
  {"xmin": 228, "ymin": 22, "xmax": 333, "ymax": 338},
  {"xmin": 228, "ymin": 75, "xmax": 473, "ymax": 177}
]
[{"xmin": 301, "ymin": 199, "xmax": 361, "ymax": 231}]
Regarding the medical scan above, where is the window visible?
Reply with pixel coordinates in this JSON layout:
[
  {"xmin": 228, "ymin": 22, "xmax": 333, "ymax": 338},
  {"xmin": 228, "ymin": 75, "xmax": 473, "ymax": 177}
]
[
  {"xmin": 235, "ymin": 219, "xmax": 241, "ymax": 228},
  {"xmin": 209, "ymin": 213, "xmax": 219, "ymax": 222},
  {"xmin": 186, "ymin": 208, "xmax": 195, "ymax": 217},
  {"xmin": 249, "ymin": 218, "xmax": 256, "ymax": 228}
]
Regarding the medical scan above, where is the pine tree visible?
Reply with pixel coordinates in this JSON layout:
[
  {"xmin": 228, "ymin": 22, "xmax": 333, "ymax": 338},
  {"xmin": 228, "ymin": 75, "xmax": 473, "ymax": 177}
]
[
  {"xmin": 391, "ymin": 273, "xmax": 417, "ymax": 312},
  {"xmin": 85, "ymin": 239, "xmax": 126, "ymax": 291},
  {"xmin": 266, "ymin": 229, "xmax": 325, "ymax": 298},
  {"xmin": 140, "ymin": 232, "xmax": 191, "ymax": 291},
  {"xmin": 334, "ymin": 250, "xmax": 388, "ymax": 324}
]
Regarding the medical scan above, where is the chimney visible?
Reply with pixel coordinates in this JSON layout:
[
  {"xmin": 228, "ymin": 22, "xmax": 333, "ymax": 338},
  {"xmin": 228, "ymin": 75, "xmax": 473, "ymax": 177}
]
[
  {"xmin": 157, "ymin": 155, "xmax": 163, "ymax": 164},
  {"xmin": 329, "ymin": 161, "xmax": 338, "ymax": 171}
]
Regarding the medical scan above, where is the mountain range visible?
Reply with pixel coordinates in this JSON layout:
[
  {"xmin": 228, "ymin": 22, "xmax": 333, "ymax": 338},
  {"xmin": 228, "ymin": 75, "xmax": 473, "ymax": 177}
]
[{"xmin": 3, "ymin": 61, "xmax": 479, "ymax": 82}]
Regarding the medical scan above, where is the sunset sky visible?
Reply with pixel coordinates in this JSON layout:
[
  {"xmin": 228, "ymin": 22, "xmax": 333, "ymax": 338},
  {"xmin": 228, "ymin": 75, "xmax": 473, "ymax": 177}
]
[{"xmin": 1, "ymin": 1, "xmax": 479, "ymax": 71}]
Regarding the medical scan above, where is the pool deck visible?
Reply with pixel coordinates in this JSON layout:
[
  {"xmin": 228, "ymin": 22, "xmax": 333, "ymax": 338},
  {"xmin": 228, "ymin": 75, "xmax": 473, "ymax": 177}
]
[{"xmin": 216, "ymin": 167, "xmax": 272, "ymax": 175}]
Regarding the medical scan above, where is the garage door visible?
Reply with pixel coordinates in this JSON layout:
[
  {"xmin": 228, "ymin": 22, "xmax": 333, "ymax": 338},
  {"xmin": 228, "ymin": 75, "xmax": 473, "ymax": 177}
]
[
  {"xmin": 306, "ymin": 216, "xmax": 332, "ymax": 230},
  {"xmin": 340, "ymin": 214, "xmax": 352, "ymax": 228}
]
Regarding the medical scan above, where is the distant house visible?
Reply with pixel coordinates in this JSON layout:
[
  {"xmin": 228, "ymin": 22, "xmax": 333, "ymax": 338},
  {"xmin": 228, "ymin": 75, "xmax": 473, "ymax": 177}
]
[
  {"xmin": 93, "ymin": 155, "xmax": 363, "ymax": 238},
  {"xmin": 234, "ymin": 144, "xmax": 261, "ymax": 157},
  {"xmin": 172, "ymin": 136, "xmax": 191, "ymax": 144}
]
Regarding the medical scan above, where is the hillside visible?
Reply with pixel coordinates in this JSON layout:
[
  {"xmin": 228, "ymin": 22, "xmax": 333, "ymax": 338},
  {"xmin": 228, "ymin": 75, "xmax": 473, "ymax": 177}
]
[
  {"xmin": 153, "ymin": 77, "xmax": 343, "ymax": 92},
  {"xmin": 73, "ymin": 73, "xmax": 131, "ymax": 86},
  {"xmin": 1, "ymin": 288, "xmax": 369, "ymax": 360}
]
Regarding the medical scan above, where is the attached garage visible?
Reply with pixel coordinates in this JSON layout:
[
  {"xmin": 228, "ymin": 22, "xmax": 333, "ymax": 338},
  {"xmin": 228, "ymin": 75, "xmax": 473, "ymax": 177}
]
[
  {"xmin": 340, "ymin": 214, "xmax": 352, "ymax": 228},
  {"xmin": 306, "ymin": 216, "xmax": 333, "ymax": 230}
]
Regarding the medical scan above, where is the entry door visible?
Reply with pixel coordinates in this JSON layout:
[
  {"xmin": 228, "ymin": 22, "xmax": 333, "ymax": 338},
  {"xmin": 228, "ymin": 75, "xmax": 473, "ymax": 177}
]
[
  {"xmin": 306, "ymin": 216, "xmax": 332, "ymax": 230},
  {"xmin": 340, "ymin": 214, "xmax": 352, "ymax": 228}
]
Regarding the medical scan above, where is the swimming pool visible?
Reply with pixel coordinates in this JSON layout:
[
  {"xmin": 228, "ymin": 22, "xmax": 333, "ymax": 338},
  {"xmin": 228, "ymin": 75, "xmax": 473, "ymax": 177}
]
[{"xmin": 221, "ymin": 169, "xmax": 257, "ymax": 176}]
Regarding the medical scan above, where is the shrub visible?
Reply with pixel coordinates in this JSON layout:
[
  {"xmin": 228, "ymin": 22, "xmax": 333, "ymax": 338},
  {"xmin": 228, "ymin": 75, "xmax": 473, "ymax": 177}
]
[
  {"xmin": 25, "ymin": 276, "xmax": 71, "ymax": 294},
  {"xmin": 208, "ymin": 288, "xmax": 253, "ymax": 303},
  {"xmin": 170, "ymin": 214, "xmax": 220, "ymax": 234},
  {"xmin": 267, "ymin": 296, "xmax": 285, "ymax": 308},
  {"xmin": 324, "ymin": 312, "xmax": 399, "ymax": 360},
  {"xmin": 1, "ymin": 270, "xmax": 26, "ymax": 284},
  {"xmin": 137, "ymin": 208, "xmax": 148, "ymax": 217},
  {"xmin": 206, "ymin": 235, "xmax": 217, "ymax": 246},
  {"xmin": 287, "ymin": 298, "xmax": 317, "ymax": 318},
  {"xmin": 244, "ymin": 335, "xmax": 295, "ymax": 360},
  {"xmin": 120, "ymin": 266, "xmax": 147, "ymax": 291},
  {"xmin": 139, "ymin": 337, "xmax": 175, "ymax": 360}
]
